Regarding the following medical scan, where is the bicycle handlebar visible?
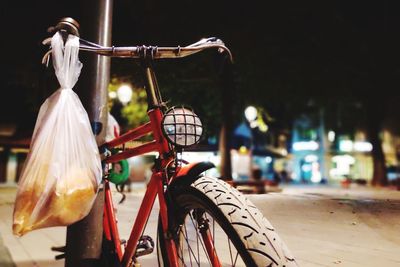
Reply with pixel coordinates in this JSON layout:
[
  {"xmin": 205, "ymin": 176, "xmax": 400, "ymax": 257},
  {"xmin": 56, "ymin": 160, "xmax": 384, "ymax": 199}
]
[
  {"xmin": 42, "ymin": 34, "xmax": 233, "ymax": 65},
  {"xmin": 81, "ymin": 37, "xmax": 232, "ymax": 60}
]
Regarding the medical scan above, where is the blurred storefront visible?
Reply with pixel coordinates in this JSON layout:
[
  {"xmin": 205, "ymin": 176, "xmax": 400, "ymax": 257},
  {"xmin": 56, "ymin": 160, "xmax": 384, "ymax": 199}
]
[
  {"xmin": 0, "ymin": 124, "xmax": 30, "ymax": 184},
  {"xmin": 289, "ymin": 113, "xmax": 326, "ymax": 183},
  {"xmin": 230, "ymin": 117, "xmax": 289, "ymax": 182},
  {"xmin": 288, "ymin": 112, "xmax": 400, "ymax": 184}
]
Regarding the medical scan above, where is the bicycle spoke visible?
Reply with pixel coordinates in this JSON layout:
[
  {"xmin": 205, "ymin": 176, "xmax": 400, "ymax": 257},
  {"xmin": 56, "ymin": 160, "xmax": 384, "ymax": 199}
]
[
  {"xmin": 193, "ymin": 211, "xmax": 200, "ymax": 266},
  {"xmin": 183, "ymin": 221, "xmax": 194, "ymax": 266},
  {"xmin": 204, "ymin": 212, "xmax": 220, "ymax": 265},
  {"xmin": 189, "ymin": 212, "xmax": 200, "ymax": 266},
  {"xmin": 233, "ymin": 251, "xmax": 239, "ymax": 266},
  {"xmin": 196, "ymin": 220, "xmax": 200, "ymax": 266},
  {"xmin": 179, "ymin": 235, "xmax": 185, "ymax": 266},
  {"xmin": 227, "ymin": 235, "xmax": 234, "ymax": 266},
  {"xmin": 180, "ymin": 223, "xmax": 200, "ymax": 266},
  {"xmin": 189, "ymin": 211, "xmax": 212, "ymax": 266},
  {"xmin": 171, "ymin": 208, "xmax": 246, "ymax": 267},
  {"xmin": 177, "ymin": 239, "xmax": 187, "ymax": 267},
  {"xmin": 176, "ymin": 228, "xmax": 185, "ymax": 266}
]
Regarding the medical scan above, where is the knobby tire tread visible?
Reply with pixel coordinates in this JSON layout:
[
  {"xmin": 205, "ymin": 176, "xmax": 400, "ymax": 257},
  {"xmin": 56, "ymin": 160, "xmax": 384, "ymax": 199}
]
[{"xmin": 158, "ymin": 176, "xmax": 297, "ymax": 267}]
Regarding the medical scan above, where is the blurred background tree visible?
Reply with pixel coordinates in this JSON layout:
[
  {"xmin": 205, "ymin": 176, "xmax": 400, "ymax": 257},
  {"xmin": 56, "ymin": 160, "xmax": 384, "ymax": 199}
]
[{"xmin": 108, "ymin": 77, "xmax": 149, "ymax": 132}]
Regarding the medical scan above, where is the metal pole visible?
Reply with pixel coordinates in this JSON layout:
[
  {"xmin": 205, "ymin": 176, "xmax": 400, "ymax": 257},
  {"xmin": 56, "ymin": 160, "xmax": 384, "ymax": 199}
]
[
  {"xmin": 216, "ymin": 54, "xmax": 234, "ymax": 180},
  {"xmin": 65, "ymin": 0, "xmax": 113, "ymax": 266}
]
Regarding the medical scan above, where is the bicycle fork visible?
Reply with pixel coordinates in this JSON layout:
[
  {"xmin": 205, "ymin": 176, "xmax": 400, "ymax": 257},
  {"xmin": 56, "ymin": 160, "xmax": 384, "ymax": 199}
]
[{"xmin": 104, "ymin": 172, "xmax": 222, "ymax": 267}]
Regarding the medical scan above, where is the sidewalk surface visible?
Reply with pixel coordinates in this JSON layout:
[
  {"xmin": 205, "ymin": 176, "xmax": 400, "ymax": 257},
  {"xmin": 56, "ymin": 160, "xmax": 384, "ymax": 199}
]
[{"xmin": 0, "ymin": 182, "xmax": 399, "ymax": 266}]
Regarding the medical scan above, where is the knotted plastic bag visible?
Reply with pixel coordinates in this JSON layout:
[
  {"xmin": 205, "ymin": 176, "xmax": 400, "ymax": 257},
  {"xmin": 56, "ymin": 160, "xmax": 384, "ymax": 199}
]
[{"xmin": 13, "ymin": 32, "xmax": 102, "ymax": 236}]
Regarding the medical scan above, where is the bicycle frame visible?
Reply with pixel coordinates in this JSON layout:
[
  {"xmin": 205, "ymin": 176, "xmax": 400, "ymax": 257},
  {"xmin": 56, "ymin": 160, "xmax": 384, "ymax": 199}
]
[
  {"xmin": 101, "ymin": 60, "xmax": 182, "ymax": 266},
  {"xmin": 101, "ymin": 59, "xmax": 221, "ymax": 266}
]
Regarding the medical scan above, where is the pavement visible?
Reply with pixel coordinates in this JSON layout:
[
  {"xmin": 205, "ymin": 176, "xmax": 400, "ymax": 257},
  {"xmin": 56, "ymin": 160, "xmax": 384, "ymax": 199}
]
[{"xmin": 0, "ymin": 182, "xmax": 400, "ymax": 267}]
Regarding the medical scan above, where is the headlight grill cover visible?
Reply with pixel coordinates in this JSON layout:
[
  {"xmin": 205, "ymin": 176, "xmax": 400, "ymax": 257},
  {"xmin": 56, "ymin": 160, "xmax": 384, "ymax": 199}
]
[{"xmin": 162, "ymin": 107, "xmax": 203, "ymax": 147}]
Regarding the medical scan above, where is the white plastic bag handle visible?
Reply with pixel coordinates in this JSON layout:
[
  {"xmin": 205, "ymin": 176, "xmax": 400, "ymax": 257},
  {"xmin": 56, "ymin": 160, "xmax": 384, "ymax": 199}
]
[{"xmin": 51, "ymin": 32, "xmax": 82, "ymax": 89}]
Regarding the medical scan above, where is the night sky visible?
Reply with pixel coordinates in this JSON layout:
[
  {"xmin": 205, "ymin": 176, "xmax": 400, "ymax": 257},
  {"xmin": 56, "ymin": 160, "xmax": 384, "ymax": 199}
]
[{"xmin": 1, "ymin": 1, "xmax": 400, "ymax": 135}]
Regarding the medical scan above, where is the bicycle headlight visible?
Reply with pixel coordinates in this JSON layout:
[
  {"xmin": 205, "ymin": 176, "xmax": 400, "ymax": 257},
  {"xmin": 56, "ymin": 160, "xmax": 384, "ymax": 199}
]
[{"xmin": 161, "ymin": 107, "xmax": 203, "ymax": 147}]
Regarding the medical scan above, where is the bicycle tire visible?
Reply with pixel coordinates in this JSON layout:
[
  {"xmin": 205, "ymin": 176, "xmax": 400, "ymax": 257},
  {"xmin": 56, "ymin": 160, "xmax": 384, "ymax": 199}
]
[{"xmin": 157, "ymin": 176, "xmax": 297, "ymax": 267}]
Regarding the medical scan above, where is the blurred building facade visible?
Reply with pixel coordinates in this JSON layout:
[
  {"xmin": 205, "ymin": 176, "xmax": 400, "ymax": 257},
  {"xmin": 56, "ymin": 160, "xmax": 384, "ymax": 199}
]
[
  {"xmin": 288, "ymin": 111, "xmax": 400, "ymax": 185},
  {"xmin": 0, "ymin": 124, "xmax": 29, "ymax": 184}
]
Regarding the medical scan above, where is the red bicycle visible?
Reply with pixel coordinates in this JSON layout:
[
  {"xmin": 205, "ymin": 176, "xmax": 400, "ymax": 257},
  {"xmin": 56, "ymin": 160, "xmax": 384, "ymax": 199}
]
[{"xmin": 43, "ymin": 21, "xmax": 297, "ymax": 267}]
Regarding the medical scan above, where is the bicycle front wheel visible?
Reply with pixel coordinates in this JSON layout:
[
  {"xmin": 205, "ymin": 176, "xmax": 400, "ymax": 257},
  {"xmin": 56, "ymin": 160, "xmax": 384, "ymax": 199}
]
[{"xmin": 158, "ymin": 176, "xmax": 297, "ymax": 267}]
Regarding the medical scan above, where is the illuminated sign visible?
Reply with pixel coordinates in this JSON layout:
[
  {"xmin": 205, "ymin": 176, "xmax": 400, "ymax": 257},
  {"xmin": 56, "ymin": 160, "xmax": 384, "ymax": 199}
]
[
  {"xmin": 292, "ymin": 141, "xmax": 319, "ymax": 151},
  {"xmin": 354, "ymin": 141, "xmax": 373, "ymax": 152},
  {"xmin": 339, "ymin": 140, "xmax": 353, "ymax": 152},
  {"xmin": 339, "ymin": 140, "xmax": 372, "ymax": 152}
]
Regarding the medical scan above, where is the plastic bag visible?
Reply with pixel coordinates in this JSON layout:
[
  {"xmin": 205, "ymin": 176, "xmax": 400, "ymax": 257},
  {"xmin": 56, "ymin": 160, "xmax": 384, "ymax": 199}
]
[
  {"xmin": 12, "ymin": 32, "xmax": 102, "ymax": 236},
  {"xmin": 105, "ymin": 112, "xmax": 120, "ymax": 142}
]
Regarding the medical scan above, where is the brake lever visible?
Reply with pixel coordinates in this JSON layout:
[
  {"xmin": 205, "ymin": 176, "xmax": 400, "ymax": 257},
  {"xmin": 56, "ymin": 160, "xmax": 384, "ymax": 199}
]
[
  {"xmin": 188, "ymin": 37, "xmax": 219, "ymax": 47},
  {"xmin": 79, "ymin": 37, "xmax": 103, "ymax": 48}
]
